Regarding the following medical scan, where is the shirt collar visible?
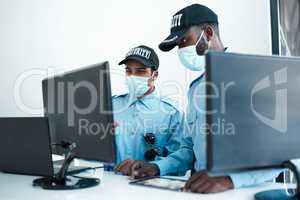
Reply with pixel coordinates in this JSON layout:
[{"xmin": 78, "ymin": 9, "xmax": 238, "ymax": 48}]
[{"xmin": 126, "ymin": 88, "xmax": 159, "ymax": 109}]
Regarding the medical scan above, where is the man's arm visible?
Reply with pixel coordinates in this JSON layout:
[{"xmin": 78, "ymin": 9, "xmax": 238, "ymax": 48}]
[
  {"xmin": 152, "ymin": 133, "xmax": 194, "ymax": 176},
  {"xmin": 161, "ymin": 110, "xmax": 183, "ymax": 155},
  {"xmin": 130, "ymin": 95, "xmax": 198, "ymax": 178},
  {"xmin": 150, "ymin": 110, "xmax": 192, "ymax": 176},
  {"xmin": 229, "ymin": 169, "xmax": 283, "ymax": 188},
  {"xmin": 129, "ymin": 134, "xmax": 195, "ymax": 178},
  {"xmin": 182, "ymin": 169, "xmax": 283, "ymax": 193}
]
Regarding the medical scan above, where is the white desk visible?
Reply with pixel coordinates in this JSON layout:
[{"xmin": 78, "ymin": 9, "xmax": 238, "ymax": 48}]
[{"xmin": 0, "ymin": 171, "xmax": 285, "ymax": 200}]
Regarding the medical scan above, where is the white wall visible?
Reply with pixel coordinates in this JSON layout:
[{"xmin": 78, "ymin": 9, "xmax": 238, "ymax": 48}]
[{"xmin": 0, "ymin": 0, "xmax": 272, "ymax": 116}]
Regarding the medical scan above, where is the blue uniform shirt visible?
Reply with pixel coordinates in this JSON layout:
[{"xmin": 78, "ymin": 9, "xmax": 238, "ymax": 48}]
[
  {"xmin": 112, "ymin": 90, "xmax": 183, "ymax": 165},
  {"xmin": 154, "ymin": 75, "xmax": 282, "ymax": 188}
]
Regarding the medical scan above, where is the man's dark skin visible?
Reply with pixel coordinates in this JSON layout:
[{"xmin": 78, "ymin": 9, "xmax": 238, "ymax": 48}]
[{"xmin": 116, "ymin": 24, "xmax": 235, "ymax": 194}]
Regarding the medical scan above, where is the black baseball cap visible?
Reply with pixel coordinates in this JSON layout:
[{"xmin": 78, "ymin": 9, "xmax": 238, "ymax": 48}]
[
  {"xmin": 159, "ymin": 4, "xmax": 218, "ymax": 52},
  {"xmin": 119, "ymin": 45, "xmax": 159, "ymax": 70}
]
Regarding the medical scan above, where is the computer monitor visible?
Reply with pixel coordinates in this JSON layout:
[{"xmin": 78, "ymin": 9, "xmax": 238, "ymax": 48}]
[
  {"xmin": 205, "ymin": 52, "xmax": 300, "ymax": 173},
  {"xmin": 42, "ymin": 61, "xmax": 115, "ymax": 163},
  {"xmin": 0, "ymin": 117, "xmax": 54, "ymax": 177}
]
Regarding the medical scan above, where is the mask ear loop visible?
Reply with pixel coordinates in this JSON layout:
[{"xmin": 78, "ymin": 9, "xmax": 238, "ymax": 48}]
[
  {"xmin": 195, "ymin": 30, "xmax": 209, "ymax": 55},
  {"xmin": 195, "ymin": 30, "xmax": 205, "ymax": 47},
  {"xmin": 149, "ymin": 71, "xmax": 157, "ymax": 82}
]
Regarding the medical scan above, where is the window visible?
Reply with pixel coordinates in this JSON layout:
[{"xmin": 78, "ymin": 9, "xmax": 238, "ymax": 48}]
[{"xmin": 271, "ymin": 0, "xmax": 300, "ymax": 56}]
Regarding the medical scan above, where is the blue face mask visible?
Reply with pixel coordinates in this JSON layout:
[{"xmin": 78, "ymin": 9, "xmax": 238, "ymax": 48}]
[
  {"xmin": 126, "ymin": 75, "xmax": 150, "ymax": 98},
  {"xmin": 177, "ymin": 45, "xmax": 206, "ymax": 72},
  {"xmin": 177, "ymin": 30, "xmax": 208, "ymax": 72}
]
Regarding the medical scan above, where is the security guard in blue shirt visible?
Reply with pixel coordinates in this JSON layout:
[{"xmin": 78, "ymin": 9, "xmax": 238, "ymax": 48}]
[
  {"xmin": 126, "ymin": 4, "xmax": 282, "ymax": 193},
  {"xmin": 114, "ymin": 45, "xmax": 183, "ymax": 175}
]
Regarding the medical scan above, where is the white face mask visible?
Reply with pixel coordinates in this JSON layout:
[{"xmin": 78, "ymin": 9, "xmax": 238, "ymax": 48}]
[
  {"xmin": 177, "ymin": 46, "xmax": 206, "ymax": 72},
  {"xmin": 126, "ymin": 75, "xmax": 150, "ymax": 98}
]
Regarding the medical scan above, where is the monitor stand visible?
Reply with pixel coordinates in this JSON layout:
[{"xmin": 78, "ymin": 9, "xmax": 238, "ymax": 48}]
[
  {"xmin": 255, "ymin": 159, "xmax": 300, "ymax": 200},
  {"xmin": 33, "ymin": 142, "xmax": 100, "ymax": 190}
]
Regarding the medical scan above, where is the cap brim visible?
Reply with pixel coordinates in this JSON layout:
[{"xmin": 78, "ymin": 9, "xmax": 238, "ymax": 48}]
[
  {"xmin": 158, "ymin": 29, "xmax": 187, "ymax": 52},
  {"xmin": 118, "ymin": 56, "xmax": 153, "ymax": 68}
]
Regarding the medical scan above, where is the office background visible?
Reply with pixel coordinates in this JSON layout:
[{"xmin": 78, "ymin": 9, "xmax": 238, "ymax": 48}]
[{"xmin": 0, "ymin": 0, "xmax": 274, "ymax": 117}]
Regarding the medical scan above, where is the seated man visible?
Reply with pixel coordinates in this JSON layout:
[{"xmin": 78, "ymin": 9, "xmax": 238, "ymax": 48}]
[
  {"xmin": 113, "ymin": 45, "xmax": 183, "ymax": 175},
  {"xmin": 126, "ymin": 4, "xmax": 283, "ymax": 193}
]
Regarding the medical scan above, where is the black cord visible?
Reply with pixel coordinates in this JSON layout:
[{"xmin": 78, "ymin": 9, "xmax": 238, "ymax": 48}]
[
  {"xmin": 93, "ymin": 166, "xmax": 106, "ymax": 169},
  {"xmin": 69, "ymin": 173, "xmax": 98, "ymax": 179},
  {"xmin": 69, "ymin": 166, "xmax": 105, "ymax": 179}
]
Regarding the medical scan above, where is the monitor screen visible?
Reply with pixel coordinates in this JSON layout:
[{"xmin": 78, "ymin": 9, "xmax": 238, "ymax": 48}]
[
  {"xmin": 42, "ymin": 62, "xmax": 115, "ymax": 163},
  {"xmin": 205, "ymin": 52, "xmax": 300, "ymax": 172}
]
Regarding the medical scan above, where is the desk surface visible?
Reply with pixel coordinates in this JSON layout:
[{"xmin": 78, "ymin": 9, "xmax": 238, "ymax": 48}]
[{"xmin": 0, "ymin": 171, "xmax": 285, "ymax": 200}]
